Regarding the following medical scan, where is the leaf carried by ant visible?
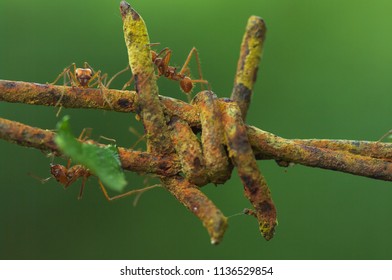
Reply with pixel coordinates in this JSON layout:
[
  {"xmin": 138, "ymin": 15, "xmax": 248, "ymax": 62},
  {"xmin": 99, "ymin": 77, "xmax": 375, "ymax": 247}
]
[{"xmin": 54, "ymin": 116, "xmax": 127, "ymax": 193}]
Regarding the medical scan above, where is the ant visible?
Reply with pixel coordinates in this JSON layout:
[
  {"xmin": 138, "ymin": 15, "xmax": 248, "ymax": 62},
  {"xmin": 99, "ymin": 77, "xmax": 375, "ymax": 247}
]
[
  {"xmin": 51, "ymin": 62, "xmax": 130, "ymax": 115},
  {"xmin": 51, "ymin": 62, "xmax": 106, "ymax": 89},
  {"xmin": 50, "ymin": 163, "xmax": 160, "ymax": 201},
  {"xmin": 50, "ymin": 128, "xmax": 160, "ymax": 201},
  {"xmin": 128, "ymin": 46, "xmax": 209, "ymax": 97},
  {"xmin": 151, "ymin": 47, "xmax": 209, "ymax": 94}
]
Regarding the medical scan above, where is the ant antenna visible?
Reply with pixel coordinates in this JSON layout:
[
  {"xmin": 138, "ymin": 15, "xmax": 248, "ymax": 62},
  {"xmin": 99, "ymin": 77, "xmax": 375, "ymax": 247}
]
[{"xmin": 378, "ymin": 129, "xmax": 392, "ymax": 142}]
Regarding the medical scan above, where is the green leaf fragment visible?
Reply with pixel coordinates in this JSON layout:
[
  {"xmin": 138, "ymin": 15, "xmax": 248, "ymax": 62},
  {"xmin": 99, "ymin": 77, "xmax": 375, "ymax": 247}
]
[{"xmin": 54, "ymin": 116, "xmax": 127, "ymax": 193}]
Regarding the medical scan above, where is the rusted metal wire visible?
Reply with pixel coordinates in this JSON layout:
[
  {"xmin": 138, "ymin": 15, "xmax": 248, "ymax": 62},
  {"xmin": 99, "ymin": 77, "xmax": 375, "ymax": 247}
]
[
  {"xmin": 2, "ymin": 80, "xmax": 391, "ymax": 181},
  {"xmin": 1, "ymin": 1, "xmax": 391, "ymax": 244},
  {"xmin": 231, "ymin": 15, "xmax": 266, "ymax": 120}
]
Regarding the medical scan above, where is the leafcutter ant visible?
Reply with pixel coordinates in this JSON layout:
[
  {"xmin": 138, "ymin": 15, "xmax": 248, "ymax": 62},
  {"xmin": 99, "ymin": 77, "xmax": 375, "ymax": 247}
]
[
  {"xmin": 50, "ymin": 162, "xmax": 161, "ymax": 201},
  {"xmin": 50, "ymin": 128, "xmax": 160, "ymax": 201}
]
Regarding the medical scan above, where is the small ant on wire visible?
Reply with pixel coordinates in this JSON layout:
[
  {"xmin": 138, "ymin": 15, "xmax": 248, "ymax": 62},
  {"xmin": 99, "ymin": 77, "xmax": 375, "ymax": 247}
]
[
  {"xmin": 124, "ymin": 46, "xmax": 209, "ymax": 99},
  {"xmin": 51, "ymin": 62, "xmax": 130, "ymax": 116},
  {"xmin": 50, "ymin": 128, "xmax": 160, "ymax": 201},
  {"xmin": 151, "ymin": 47, "xmax": 209, "ymax": 94},
  {"xmin": 50, "ymin": 163, "xmax": 160, "ymax": 201}
]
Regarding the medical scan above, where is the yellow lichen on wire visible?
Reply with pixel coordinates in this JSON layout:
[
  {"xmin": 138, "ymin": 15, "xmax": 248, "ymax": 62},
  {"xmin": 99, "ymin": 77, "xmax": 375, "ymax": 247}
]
[
  {"xmin": 120, "ymin": 1, "xmax": 173, "ymax": 156},
  {"xmin": 120, "ymin": 2, "xmax": 154, "ymax": 81},
  {"xmin": 231, "ymin": 16, "xmax": 266, "ymax": 119},
  {"xmin": 120, "ymin": 1, "xmax": 228, "ymax": 244}
]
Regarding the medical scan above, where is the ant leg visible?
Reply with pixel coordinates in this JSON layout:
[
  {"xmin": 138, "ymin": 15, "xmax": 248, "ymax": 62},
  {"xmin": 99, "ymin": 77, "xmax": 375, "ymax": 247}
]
[
  {"xmin": 50, "ymin": 63, "xmax": 75, "ymax": 85},
  {"xmin": 105, "ymin": 65, "xmax": 131, "ymax": 89},
  {"xmin": 243, "ymin": 208, "xmax": 258, "ymax": 218},
  {"xmin": 154, "ymin": 47, "xmax": 171, "ymax": 60},
  {"xmin": 147, "ymin": 42, "xmax": 161, "ymax": 47},
  {"xmin": 129, "ymin": 126, "xmax": 146, "ymax": 150},
  {"xmin": 54, "ymin": 64, "xmax": 80, "ymax": 116},
  {"xmin": 378, "ymin": 129, "xmax": 392, "ymax": 142},
  {"xmin": 87, "ymin": 70, "xmax": 113, "ymax": 109},
  {"xmin": 78, "ymin": 127, "xmax": 92, "ymax": 141},
  {"xmin": 90, "ymin": 72, "xmax": 108, "ymax": 88},
  {"xmin": 28, "ymin": 172, "xmax": 52, "ymax": 184},
  {"xmin": 179, "ymin": 47, "xmax": 209, "ymax": 91},
  {"xmin": 152, "ymin": 48, "xmax": 172, "ymax": 75},
  {"xmin": 77, "ymin": 175, "xmax": 88, "ymax": 200},
  {"xmin": 99, "ymin": 135, "xmax": 116, "ymax": 143},
  {"xmin": 122, "ymin": 75, "xmax": 135, "ymax": 90},
  {"xmin": 97, "ymin": 180, "xmax": 161, "ymax": 202},
  {"xmin": 54, "ymin": 72, "xmax": 71, "ymax": 117},
  {"xmin": 99, "ymin": 73, "xmax": 114, "ymax": 109},
  {"xmin": 83, "ymin": 62, "xmax": 96, "ymax": 73}
]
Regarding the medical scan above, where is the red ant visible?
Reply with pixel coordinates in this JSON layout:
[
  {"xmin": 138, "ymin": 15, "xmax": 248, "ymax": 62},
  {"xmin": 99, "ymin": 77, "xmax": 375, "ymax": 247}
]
[
  {"xmin": 51, "ymin": 62, "xmax": 130, "ymax": 115},
  {"xmin": 151, "ymin": 47, "xmax": 209, "ymax": 94},
  {"xmin": 123, "ymin": 47, "xmax": 209, "ymax": 96},
  {"xmin": 50, "ymin": 129, "xmax": 160, "ymax": 201},
  {"xmin": 50, "ymin": 163, "xmax": 160, "ymax": 201},
  {"xmin": 51, "ymin": 62, "xmax": 106, "ymax": 89}
]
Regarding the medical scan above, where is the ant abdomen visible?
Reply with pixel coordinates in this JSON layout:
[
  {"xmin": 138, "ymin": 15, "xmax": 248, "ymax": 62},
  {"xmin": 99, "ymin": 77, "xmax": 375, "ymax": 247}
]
[{"xmin": 180, "ymin": 77, "xmax": 193, "ymax": 93}]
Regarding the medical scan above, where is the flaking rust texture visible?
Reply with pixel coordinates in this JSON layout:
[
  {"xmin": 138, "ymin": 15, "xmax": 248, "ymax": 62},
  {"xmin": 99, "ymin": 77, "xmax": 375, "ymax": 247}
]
[
  {"xmin": 0, "ymin": 117, "xmax": 180, "ymax": 177},
  {"xmin": 293, "ymin": 139, "xmax": 392, "ymax": 161},
  {"xmin": 0, "ymin": 117, "xmax": 57, "ymax": 152},
  {"xmin": 162, "ymin": 176, "xmax": 228, "ymax": 245},
  {"xmin": 168, "ymin": 117, "xmax": 208, "ymax": 186},
  {"xmin": 247, "ymin": 126, "xmax": 392, "ymax": 181},
  {"xmin": 0, "ymin": 80, "xmax": 136, "ymax": 112},
  {"xmin": 120, "ymin": 1, "xmax": 173, "ymax": 156},
  {"xmin": 121, "ymin": 1, "xmax": 228, "ymax": 243},
  {"xmin": 192, "ymin": 91, "xmax": 232, "ymax": 184},
  {"xmin": 219, "ymin": 99, "xmax": 277, "ymax": 240},
  {"xmin": 1, "ymin": 1, "xmax": 391, "ymax": 245},
  {"xmin": 3, "ymin": 79, "xmax": 392, "ymax": 182}
]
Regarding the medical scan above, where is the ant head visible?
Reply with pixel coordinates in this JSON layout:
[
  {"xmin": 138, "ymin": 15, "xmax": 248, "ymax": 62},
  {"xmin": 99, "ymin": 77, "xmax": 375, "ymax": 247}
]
[
  {"xmin": 180, "ymin": 77, "xmax": 193, "ymax": 93},
  {"xmin": 75, "ymin": 68, "xmax": 93, "ymax": 87},
  {"xmin": 50, "ymin": 164, "xmax": 68, "ymax": 185}
]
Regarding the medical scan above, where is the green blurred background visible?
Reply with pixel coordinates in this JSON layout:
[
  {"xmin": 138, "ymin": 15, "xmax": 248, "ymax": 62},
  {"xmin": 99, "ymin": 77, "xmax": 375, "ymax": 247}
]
[{"xmin": 0, "ymin": 0, "xmax": 391, "ymax": 259}]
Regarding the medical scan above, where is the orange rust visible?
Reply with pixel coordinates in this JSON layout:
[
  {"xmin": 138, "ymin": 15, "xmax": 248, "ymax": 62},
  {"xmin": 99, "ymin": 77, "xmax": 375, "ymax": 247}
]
[
  {"xmin": 191, "ymin": 91, "xmax": 231, "ymax": 184},
  {"xmin": 162, "ymin": 176, "xmax": 228, "ymax": 244},
  {"xmin": 168, "ymin": 117, "xmax": 208, "ymax": 186},
  {"xmin": 219, "ymin": 99, "xmax": 277, "ymax": 240},
  {"xmin": 0, "ymin": 117, "xmax": 180, "ymax": 177}
]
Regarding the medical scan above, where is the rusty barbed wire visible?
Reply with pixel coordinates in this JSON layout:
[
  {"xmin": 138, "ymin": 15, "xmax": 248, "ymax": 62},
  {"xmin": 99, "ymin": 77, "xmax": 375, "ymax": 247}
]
[{"xmin": 1, "ymin": 1, "xmax": 392, "ymax": 244}]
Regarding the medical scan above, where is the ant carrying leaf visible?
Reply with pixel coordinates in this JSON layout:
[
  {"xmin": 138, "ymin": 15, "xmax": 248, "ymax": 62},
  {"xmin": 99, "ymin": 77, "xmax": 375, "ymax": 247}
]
[
  {"xmin": 51, "ymin": 118, "xmax": 161, "ymax": 200},
  {"xmin": 50, "ymin": 162, "xmax": 161, "ymax": 201}
]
